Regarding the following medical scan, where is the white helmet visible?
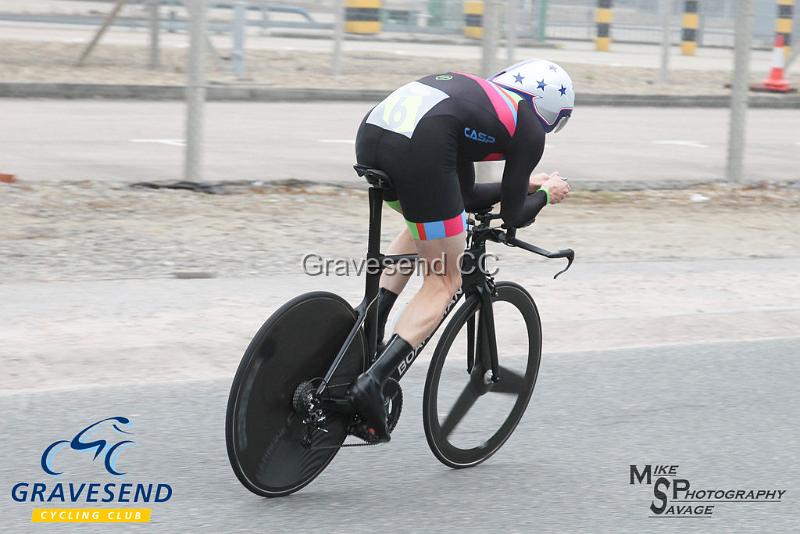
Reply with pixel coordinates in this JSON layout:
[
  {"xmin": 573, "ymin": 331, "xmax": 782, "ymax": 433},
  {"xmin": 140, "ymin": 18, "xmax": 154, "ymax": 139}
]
[{"xmin": 490, "ymin": 59, "xmax": 574, "ymax": 134}]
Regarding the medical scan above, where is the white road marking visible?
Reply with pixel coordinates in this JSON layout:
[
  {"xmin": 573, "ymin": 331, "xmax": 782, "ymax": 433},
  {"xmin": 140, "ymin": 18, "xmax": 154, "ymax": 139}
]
[
  {"xmin": 319, "ymin": 139, "xmax": 356, "ymax": 144},
  {"xmin": 130, "ymin": 138, "xmax": 185, "ymax": 147},
  {"xmin": 652, "ymin": 140, "xmax": 709, "ymax": 148}
]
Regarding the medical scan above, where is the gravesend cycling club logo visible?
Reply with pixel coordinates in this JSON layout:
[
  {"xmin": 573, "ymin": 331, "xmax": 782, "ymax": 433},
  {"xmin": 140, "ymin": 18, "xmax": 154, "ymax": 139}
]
[
  {"xmin": 10, "ymin": 416, "xmax": 173, "ymax": 524},
  {"xmin": 629, "ymin": 464, "xmax": 786, "ymax": 518},
  {"xmin": 41, "ymin": 416, "xmax": 134, "ymax": 476}
]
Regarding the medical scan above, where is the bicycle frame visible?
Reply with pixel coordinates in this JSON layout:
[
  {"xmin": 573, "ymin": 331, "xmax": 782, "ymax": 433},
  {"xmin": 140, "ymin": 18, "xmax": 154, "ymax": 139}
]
[
  {"xmin": 315, "ymin": 185, "xmax": 500, "ymax": 398},
  {"xmin": 315, "ymin": 181, "xmax": 575, "ymax": 400}
]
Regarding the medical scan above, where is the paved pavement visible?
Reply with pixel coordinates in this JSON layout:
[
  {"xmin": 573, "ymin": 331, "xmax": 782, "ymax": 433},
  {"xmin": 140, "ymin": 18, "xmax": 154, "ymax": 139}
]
[
  {"xmin": 0, "ymin": 20, "xmax": 779, "ymax": 73},
  {"xmin": 0, "ymin": 100, "xmax": 798, "ymax": 184},
  {"xmin": 1, "ymin": 338, "xmax": 798, "ymax": 532}
]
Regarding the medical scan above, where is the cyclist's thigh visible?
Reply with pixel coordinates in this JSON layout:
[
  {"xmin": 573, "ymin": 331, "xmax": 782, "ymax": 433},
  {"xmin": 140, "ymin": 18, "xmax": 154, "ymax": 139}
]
[
  {"xmin": 387, "ymin": 117, "xmax": 467, "ymax": 241},
  {"xmin": 414, "ymin": 234, "xmax": 466, "ymax": 282}
]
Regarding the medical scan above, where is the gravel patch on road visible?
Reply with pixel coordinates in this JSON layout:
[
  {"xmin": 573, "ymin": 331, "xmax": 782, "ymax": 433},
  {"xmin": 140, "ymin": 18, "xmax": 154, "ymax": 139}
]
[{"xmin": 2, "ymin": 180, "xmax": 798, "ymax": 283}]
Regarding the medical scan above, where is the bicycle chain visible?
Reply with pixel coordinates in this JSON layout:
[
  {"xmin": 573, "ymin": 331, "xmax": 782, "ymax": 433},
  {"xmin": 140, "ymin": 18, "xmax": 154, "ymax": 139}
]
[{"xmin": 315, "ymin": 439, "xmax": 383, "ymax": 450}]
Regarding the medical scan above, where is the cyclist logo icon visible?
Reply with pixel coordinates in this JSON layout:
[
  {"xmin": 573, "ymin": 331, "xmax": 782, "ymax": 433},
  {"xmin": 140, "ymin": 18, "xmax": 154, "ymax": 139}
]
[{"xmin": 41, "ymin": 416, "xmax": 134, "ymax": 477}]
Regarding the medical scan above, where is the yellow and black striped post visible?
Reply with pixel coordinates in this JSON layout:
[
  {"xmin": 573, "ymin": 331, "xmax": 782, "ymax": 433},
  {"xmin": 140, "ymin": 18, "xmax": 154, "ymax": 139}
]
[
  {"xmin": 345, "ymin": 0, "xmax": 382, "ymax": 35},
  {"xmin": 681, "ymin": 1, "xmax": 699, "ymax": 55},
  {"xmin": 464, "ymin": 1, "xmax": 484, "ymax": 39},
  {"xmin": 595, "ymin": 0, "xmax": 612, "ymax": 51},
  {"xmin": 776, "ymin": 0, "xmax": 794, "ymax": 57}
]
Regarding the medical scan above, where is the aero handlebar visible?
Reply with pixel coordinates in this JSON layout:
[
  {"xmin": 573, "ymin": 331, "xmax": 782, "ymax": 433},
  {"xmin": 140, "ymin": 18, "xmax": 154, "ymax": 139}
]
[{"xmin": 474, "ymin": 218, "xmax": 575, "ymax": 279}]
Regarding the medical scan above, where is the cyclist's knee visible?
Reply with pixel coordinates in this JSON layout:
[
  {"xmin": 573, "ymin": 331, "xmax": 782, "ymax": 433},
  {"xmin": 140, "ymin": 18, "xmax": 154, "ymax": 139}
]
[
  {"xmin": 444, "ymin": 271, "xmax": 462, "ymax": 298},
  {"xmin": 414, "ymin": 232, "xmax": 465, "ymax": 297},
  {"xmin": 422, "ymin": 271, "xmax": 461, "ymax": 302}
]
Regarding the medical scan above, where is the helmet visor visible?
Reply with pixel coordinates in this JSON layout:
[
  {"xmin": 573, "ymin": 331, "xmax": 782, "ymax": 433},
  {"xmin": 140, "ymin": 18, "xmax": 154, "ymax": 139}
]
[
  {"xmin": 550, "ymin": 109, "xmax": 572, "ymax": 134},
  {"xmin": 552, "ymin": 115, "xmax": 570, "ymax": 134}
]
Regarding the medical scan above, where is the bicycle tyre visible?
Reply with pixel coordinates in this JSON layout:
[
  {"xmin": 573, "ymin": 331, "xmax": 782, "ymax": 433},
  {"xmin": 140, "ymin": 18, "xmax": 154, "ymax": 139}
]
[
  {"xmin": 226, "ymin": 291, "xmax": 366, "ymax": 497},
  {"xmin": 423, "ymin": 281, "xmax": 542, "ymax": 469}
]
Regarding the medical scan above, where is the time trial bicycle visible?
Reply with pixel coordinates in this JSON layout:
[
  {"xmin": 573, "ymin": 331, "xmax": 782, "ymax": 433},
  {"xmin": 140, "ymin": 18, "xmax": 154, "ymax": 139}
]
[{"xmin": 225, "ymin": 165, "xmax": 574, "ymax": 497}]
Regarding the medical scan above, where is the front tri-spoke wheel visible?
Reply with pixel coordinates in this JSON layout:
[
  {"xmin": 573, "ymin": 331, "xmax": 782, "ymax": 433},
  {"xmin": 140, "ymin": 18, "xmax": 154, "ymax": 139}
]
[{"xmin": 423, "ymin": 282, "xmax": 542, "ymax": 468}]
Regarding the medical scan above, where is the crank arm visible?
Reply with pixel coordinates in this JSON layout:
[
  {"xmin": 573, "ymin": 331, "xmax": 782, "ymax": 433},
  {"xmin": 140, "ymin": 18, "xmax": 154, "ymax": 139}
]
[{"xmin": 319, "ymin": 396, "xmax": 355, "ymax": 416}]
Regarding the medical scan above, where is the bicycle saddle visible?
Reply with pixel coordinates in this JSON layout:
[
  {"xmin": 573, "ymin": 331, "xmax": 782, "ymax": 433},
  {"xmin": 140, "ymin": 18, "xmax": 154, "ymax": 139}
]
[{"xmin": 353, "ymin": 165, "xmax": 394, "ymax": 190}]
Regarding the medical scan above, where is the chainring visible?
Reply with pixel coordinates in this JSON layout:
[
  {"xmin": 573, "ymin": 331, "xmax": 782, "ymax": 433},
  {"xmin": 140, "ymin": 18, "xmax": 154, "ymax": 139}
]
[
  {"xmin": 384, "ymin": 378, "xmax": 403, "ymax": 433},
  {"xmin": 312, "ymin": 379, "xmax": 404, "ymax": 449}
]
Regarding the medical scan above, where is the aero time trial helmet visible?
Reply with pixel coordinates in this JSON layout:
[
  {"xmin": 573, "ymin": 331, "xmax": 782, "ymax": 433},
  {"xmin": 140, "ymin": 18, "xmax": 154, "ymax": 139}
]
[{"xmin": 490, "ymin": 59, "xmax": 574, "ymax": 134}]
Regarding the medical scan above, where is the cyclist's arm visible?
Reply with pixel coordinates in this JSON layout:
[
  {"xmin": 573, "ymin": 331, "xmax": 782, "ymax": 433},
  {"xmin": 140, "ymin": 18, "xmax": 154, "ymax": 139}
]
[
  {"xmin": 458, "ymin": 159, "xmax": 503, "ymax": 211},
  {"xmin": 500, "ymin": 103, "xmax": 547, "ymax": 228}
]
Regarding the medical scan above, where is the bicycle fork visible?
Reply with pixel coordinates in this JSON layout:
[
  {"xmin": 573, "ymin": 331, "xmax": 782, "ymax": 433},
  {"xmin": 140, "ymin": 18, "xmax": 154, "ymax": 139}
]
[{"xmin": 467, "ymin": 283, "xmax": 500, "ymax": 383}]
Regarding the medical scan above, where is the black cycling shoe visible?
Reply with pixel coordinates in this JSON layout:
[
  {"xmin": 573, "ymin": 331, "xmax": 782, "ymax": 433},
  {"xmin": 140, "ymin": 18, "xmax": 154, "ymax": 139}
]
[
  {"xmin": 348, "ymin": 375, "xmax": 390, "ymax": 441},
  {"xmin": 347, "ymin": 334, "xmax": 413, "ymax": 442}
]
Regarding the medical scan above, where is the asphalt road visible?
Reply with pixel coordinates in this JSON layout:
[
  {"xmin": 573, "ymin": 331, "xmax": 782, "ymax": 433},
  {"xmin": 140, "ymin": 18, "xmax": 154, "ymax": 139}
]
[
  {"xmin": 1, "ymin": 338, "xmax": 798, "ymax": 533},
  {"xmin": 1, "ymin": 100, "xmax": 798, "ymax": 186}
]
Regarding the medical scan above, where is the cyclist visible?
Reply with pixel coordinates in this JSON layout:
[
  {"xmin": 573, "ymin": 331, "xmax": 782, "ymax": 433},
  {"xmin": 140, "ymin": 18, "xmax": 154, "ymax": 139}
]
[{"xmin": 349, "ymin": 59, "xmax": 573, "ymax": 441}]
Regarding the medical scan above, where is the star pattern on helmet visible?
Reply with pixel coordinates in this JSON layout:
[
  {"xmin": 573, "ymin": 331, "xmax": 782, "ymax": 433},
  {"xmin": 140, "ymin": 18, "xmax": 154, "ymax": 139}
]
[
  {"xmin": 548, "ymin": 64, "xmax": 559, "ymax": 72},
  {"xmin": 513, "ymin": 73, "xmax": 525, "ymax": 84},
  {"xmin": 536, "ymin": 79, "xmax": 547, "ymax": 90},
  {"xmin": 559, "ymin": 85, "xmax": 568, "ymax": 96}
]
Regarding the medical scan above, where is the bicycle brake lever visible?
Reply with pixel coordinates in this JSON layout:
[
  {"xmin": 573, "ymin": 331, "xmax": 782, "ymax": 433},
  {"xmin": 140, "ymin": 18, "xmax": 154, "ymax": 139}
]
[{"xmin": 552, "ymin": 249, "xmax": 575, "ymax": 279}]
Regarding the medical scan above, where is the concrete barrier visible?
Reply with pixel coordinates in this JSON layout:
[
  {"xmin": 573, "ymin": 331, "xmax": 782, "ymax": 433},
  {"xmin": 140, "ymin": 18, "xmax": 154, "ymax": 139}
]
[{"xmin": 2, "ymin": 82, "xmax": 800, "ymax": 108}]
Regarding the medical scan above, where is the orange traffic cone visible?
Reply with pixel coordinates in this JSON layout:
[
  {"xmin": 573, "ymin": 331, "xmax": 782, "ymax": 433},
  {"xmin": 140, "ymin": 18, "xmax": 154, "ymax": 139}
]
[{"xmin": 761, "ymin": 35, "xmax": 792, "ymax": 93}]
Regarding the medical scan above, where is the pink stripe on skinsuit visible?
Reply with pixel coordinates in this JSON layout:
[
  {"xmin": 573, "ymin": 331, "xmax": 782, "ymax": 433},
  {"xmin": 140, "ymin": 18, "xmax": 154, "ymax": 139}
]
[{"xmin": 459, "ymin": 73, "xmax": 518, "ymax": 136}]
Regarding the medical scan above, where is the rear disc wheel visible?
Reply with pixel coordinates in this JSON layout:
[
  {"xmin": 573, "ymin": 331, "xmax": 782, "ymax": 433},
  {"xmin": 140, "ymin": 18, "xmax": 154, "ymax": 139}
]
[{"xmin": 225, "ymin": 291, "xmax": 366, "ymax": 497}]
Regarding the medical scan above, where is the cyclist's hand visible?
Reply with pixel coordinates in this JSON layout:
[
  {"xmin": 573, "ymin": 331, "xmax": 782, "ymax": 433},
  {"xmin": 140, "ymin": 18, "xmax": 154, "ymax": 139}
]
[
  {"xmin": 528, "ymin": 173, "xmax": 550, "ymax": 192},
  {"xmin": 543, "ymin": 174, "xmax": 570, "ymax": 204}
]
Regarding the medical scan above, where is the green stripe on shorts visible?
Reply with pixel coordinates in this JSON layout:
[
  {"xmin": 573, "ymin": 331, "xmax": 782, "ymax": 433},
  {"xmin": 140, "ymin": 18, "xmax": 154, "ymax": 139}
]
[
  {"xmin": 405, "ymin": 219, "xmax": 420, "ymax": 240},
  {"xmin": 385, "ymin": 199, "xmax": 402, "ymax": 213}
]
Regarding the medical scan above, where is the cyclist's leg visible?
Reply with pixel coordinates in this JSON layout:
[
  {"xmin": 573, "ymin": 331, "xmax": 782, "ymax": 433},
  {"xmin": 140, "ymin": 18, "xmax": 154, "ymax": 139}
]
[
  {"xmin": 349, "ymin": 228, "xmax": 465, "ymax": 441},
  {"xmin": 387, "ymin": 116, "xmax": 466, "ymax": 346},
  {"xmin": 375, "ymin": 228, "xmax": 413, "ymax": 346},
  {"xmin": 357, "ymin": 121, "xmax": 413, "ymax": 335},
  {"xmin": 350, "ymin": 115, "xmax": 465, "ymax": 440},
  {"xmin": 394, "ymin": 233, "xmax": 464, "ymax": 347},
  {"xmin": 349, "ymin": 213, "xmax": 466, "ymax": 440},
  {"xmin": 380, "ymin": 227, "xmax": 415, "ymax": 294}
]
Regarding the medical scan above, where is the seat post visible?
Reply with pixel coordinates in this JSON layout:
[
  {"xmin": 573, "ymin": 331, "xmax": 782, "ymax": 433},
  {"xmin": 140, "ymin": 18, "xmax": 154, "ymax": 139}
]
[
  {"xmin": 367, "ymin": 186, "xmax": 383, "ymax": 260},
  {"xmin": 364, "ymin": 186, "xmax": 384, "ymax": 356}
]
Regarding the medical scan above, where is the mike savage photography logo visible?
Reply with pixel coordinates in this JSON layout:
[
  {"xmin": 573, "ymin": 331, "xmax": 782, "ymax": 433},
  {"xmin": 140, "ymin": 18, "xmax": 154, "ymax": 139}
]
[
  {"xmin": 10, "ymin": 416, "xmax": 173, "ymax": 524},
  {"xmin": 629, "ymin": 464, "xmax": 786, "ymax": 518}
]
